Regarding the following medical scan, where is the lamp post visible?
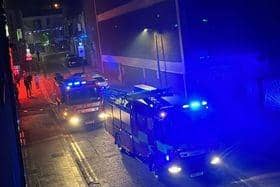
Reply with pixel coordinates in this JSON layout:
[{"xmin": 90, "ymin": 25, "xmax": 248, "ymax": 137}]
[
  {"xmin": 154, "ymin": 32, "xmax": 163, "ymax": 88},
  {"xmin": 144, "ymin": 28, "xmax": 167, "ymax": 88},
  {"xmin": 175, "ymin": 0, "xmax": 187, "ymax": 96},
  {"xmin": 93, "ymin": 0, "xmax": 103, "ymax": 73}
]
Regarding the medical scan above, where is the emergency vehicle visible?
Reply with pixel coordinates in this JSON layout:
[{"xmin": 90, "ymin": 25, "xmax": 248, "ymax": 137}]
[
  {"xmin": 53, "ymin": 73, "xmax": 104, "ymax": 129},
  {"xmin": 103, "ymin": 85, "xmax": 223, "ymax": 181}
]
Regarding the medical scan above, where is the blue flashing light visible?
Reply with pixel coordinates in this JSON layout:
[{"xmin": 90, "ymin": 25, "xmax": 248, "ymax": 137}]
[
  {"xmin": 190, "ymin": 101, "xmax": 201, "ymax": 110},
  {"xmin": 202, "ymin": 100, "xmax": 208, "ymax": 106},
  {"xmin": 81, "ymin": 81, "xmax": 86, "ymax": 85},
  {"xmin": 68, "ymin": 82, "xmax": 73, "ymax": 86},
  {"xmin": 66, "ymin": 86, "xmax": 71, "ymax": 90},
  {"xmin": 74, "ymin": 81, "xmax": 80, "ymax": 85},
  {"xmin": 159, "ymin": 111, "xmax": 167, "ymax": 119},
  {"xmin": 165, "ymin": 155, "xmax": 170, "ymax": 161},
  {"xmin": 182, "ymin": 104, "xmax": 189, "ymax": 109}
]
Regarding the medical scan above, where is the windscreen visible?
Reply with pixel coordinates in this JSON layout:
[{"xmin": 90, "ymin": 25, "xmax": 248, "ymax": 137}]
[
  {"xmin": 94, "ymin": 77, "xmax": 105, "ymax": 82},
  {"xmin": 66, "ymin": 87, "xmax": 100, "ymax": 105}
]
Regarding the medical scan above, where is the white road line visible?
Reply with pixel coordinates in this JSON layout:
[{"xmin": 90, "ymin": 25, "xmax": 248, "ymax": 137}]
[{"xmin": 232, "ymin": 172, "xmax": 280, "ymax": 184}]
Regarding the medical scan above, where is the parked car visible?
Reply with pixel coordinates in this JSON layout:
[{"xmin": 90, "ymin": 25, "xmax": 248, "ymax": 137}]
[
  {"xmin": 92, "ymin": 74, "xmax": 109, "ymax": 88},
  {"xmin": 65, "ymin": 56, "xmax": 87, "ymax": 67}
]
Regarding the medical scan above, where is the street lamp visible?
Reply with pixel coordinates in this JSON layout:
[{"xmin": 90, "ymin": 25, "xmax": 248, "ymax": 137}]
[
  {"xmin": 154, "ymin": 32, "xmax": 163, "ymax": 88},
  {"xmin": 52, "ymin": 3, "xmax": 61, "ymax": 9},
  {"xmin": 142, "ymin": 28, "xmax": 167, "ymax": 88},
  {"xmin": 143, "ymin": 28, "xmax": 148, "ymax": 33}
]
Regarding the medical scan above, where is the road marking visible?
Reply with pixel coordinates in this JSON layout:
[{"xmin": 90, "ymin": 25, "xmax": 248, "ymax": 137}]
[
  {"xmin": 232, "ymin": 172, "xmax": 280, "ymax": 184},
  {"xmin": 66, "ymin": 132, "xmax": 100, "ymax": 186}
]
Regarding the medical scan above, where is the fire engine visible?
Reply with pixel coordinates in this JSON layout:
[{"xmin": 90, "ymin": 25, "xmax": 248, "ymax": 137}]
[
  {"xmin": 53, "ymin": 73, "xmax": 104, "ymax": 129},
  {"xmin": 103, "ymin": 84, "xmax": 223, "ymax": 182}
]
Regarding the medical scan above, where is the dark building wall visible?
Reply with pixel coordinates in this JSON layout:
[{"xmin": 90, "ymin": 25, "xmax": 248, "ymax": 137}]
[
  {"xmin": 182, "ymin": 0, "xmax": 267, "ymax": 105},
  {"xmin": 0, "ymin": 1, "xmax": 25, "ymax": 185},
  {"xmin": 99, "ymin": 0, "xmax": 180, "ymax": 61},
  {"xmin": 178, "ymin": 0, "xmax": 279, "ymax": 142},
  {"xmin": 97, "ymin": 0, "xmax": 185, "ymax": 94},
  {"xmin": 96, "ymin": 0, "xmax": 132, "ymax": 14}
]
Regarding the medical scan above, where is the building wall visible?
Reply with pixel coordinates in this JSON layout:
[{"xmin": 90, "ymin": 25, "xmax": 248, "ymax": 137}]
[
  {"xmin": 178, "ymin": 0, "xmax": 274, "ymax": 141},
  {"xmin": 96, "ymin": 0, "xmax": 185, "ymax": 94},
  {"xmin": 95, "ymin": 0, "xmax": 132, "ymax": 14}
]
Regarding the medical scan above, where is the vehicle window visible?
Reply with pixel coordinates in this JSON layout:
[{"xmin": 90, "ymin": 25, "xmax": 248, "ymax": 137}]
[
  {"xmin": 112, "ymin": 105, "xmax": 121, "ymax": 127},
  {"xmin": 121, "ymin": 110, "xmax": 131, "ymax": 133},
  {"xmin": 94, "ymin": 77, "xmax": 105, "ymax": 82},
  {"xmin": 136, "ymin": 113, "xmax": 147, "ymax": 131},
  {"xmin": 66, "ymin": 88, "xmax": 99, "ymax": 105}
]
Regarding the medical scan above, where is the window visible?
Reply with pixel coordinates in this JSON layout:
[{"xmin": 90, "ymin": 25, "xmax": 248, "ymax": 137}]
[
  {"xmin": 121, "ymin": 110, "xmax": 131, "ymax": 133},
  {"xmin": 112, "ymin": 105, "xmax": 121, "ymax": 127},
  {"xmin": 136, "ymin": 113, "xmax": 147, "ymax": 131}
]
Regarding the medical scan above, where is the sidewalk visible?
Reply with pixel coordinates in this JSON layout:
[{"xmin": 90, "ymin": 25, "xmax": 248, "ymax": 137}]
[{"xmin": 19, "ymin": 75, "xmax": 86, "ymax": 187}]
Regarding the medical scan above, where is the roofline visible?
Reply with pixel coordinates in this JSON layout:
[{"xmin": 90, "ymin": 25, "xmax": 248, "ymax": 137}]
[{"xmin": 97, "ymin": 0, "xmax": 167, "ymax": 22}]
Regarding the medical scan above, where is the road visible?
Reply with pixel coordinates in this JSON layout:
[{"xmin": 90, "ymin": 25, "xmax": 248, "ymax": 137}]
[{"xmin": 20, "ymin": 55, "xmax": 280, "ymax": 187}]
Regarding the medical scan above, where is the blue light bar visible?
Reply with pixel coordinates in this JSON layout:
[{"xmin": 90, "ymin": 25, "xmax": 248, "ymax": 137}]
[
  {"xmin": 182, "ymin": 104, "xmax": 189, "ymax": 109},
  {"xmin": 68, "ymin": 82, "xmax": 73, "ymax": 86},
  {"xmin": 81, "ymin": 81, "xmax": 86, "ymax": 85},
  {"xmin": 201, "ymin": 100, "xmax": 207, "ymax": 105},
  {"xmin": 183, "ymin": 100, "xmax": 208, "ymax": 110},
  {"xmin": 201, "ymin": 101, "xmax": 208, "ymax": 106},
  {"xmin": 74, "ymin": 81, "xmax": 80, "ymax": 85},
  {"xmin": 190, "ymin": 101, "xmax": 201, "ymax": 110}
]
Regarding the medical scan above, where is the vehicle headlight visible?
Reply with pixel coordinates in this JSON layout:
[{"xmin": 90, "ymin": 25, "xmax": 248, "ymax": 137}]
[
  {"xmin": 98, "ymin": 112, "xmax": 108, "ymax": 119},
  {"xmin": 63, "ymin": 112, "xmax": 68, "ymax": 117},
  {"xmin": 69, "ymin": 116, "xmax": 81, "ymax": 126},
  {"xmin": 210, "ymin": 156, "xmax": 222, "ymax": 165},
  {"xmin": 168, "ymin": 165, "xmax": 182, "ymax": 174}
]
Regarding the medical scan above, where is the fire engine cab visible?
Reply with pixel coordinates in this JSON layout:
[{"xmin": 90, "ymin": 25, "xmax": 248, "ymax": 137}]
[{"xmin": 53, "ymin": 73, "xmax": 104, "ymax": 129}]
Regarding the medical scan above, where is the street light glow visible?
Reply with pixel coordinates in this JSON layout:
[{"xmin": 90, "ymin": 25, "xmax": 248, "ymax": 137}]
[
  {"xmin": 143, "ymin": 28, "xmax": 148, "ymax": 32},
  {"xmin": 53, "ymin": 3, "xmax": 61, "ymax": 9}
]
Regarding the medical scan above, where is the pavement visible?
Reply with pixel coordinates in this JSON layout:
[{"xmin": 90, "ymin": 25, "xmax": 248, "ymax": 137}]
[{"xmin": 19, "ymin": 78, "xmax": 87, "ymax": 187}]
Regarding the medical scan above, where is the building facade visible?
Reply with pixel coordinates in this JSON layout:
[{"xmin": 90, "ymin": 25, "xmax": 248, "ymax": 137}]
[
  {"xmin": 22, "ymin": 14, "xmax": 65, "ymax": 53},
  {"xmin": 93, "ymin": 0, "xmax": 186, "ymax": 95}
]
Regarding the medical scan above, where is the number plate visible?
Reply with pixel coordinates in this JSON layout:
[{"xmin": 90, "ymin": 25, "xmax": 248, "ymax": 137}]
[
  {"xmin": 77, "ymin": 107, "xmax": 99, "ymax": 113},
  {"xmin": 190, "ymin": 171, "xmax": 204, "ymax": 178},
  {"xmin": 85, "ymin": 120, "xmax": 95, "ymax": 125}
]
